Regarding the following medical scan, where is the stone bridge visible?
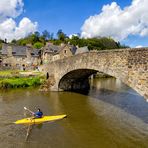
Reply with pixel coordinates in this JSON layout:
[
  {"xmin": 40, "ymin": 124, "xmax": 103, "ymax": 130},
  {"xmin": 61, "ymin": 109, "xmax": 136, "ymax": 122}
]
[{"xmin": 40, "ymin": 48, "xmax": 148, "ymax": 98}]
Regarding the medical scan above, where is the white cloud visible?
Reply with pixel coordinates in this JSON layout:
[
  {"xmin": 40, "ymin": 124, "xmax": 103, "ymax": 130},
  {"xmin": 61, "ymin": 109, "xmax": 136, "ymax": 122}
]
[
  {"xmin": 69, "ymin": 34, "xmax": 79, "ymax": 39},
  {"xmin": 0, "ymin": 0, "xmax": 38, "ymax": 42},
  {"xmin": 15, "ymin": 17, "xmax": 38, "ymax": 40},
  {"xmin": 0, "ymin": 18, "xmax": 38, "ymax": 41},
  {"xmin": 0, "ymin": 0, "xmax": 24, "ymax": 21},
  {"xmin": 135, "ymin": 45, "xmax": 143, "ymax": 48},
  {"xmin": 81, "ymin": 0, "xmax": 148, "ymax": 41}
]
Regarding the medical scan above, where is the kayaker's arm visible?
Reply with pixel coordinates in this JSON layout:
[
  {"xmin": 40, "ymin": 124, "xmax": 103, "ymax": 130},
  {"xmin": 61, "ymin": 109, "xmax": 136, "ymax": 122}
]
[{"xmin": 24, "ymin": 107, "xmax": 35, "ymax": 115}]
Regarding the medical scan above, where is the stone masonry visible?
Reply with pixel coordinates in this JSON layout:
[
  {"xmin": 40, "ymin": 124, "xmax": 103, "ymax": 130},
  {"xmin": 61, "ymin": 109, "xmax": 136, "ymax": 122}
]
[{"xmin": 40, "ymin": 48, "xmax": 148, "ymax": 99}]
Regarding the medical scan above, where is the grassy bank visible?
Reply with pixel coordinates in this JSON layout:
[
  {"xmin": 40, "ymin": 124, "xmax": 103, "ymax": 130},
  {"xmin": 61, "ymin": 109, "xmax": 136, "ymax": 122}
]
[
  {"xmin": 0, "ymin": 77, "xmax": 45, "ymax": 89},
  {"xmin": 0, "ymin": 70, "xmax": 45, "ymax": 89}
]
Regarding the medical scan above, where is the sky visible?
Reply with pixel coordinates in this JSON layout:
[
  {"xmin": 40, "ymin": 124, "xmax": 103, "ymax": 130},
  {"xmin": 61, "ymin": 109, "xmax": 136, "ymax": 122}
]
[{"xmin": 0, "ymin": 0, "xmax": 148, "ymax": 47}]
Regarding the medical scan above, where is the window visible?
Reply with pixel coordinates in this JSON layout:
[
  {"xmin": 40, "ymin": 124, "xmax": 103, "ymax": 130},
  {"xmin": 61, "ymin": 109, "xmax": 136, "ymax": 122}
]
[{"xmin": 12, "ymin": 52, "xmax": 16, "ymax": 54}]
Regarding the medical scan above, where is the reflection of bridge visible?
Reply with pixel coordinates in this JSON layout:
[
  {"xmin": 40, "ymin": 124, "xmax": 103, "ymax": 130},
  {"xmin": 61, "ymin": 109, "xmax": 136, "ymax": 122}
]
[{"xmin": 41, "ymin": 48, "xmax": 148, "ymax": 98}]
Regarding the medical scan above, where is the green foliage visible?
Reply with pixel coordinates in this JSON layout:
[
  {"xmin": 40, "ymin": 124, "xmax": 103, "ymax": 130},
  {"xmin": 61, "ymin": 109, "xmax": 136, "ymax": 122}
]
[
  {"xmin": 0, "ymin": 70, "xmax": 19, "ymax": 78},
  {"xmin": 67, "ymin": 37, "xmax": 128, "ymax": 50},
  {"xmin": 0, "ymin": 39, "xmax": 4, "ymax": 50},
  {"xmin": 33, "ymin": 42, "xmax": 44, "ymax": 49},
  {"xmin": 9, "ymin": 29, "xmax": 129, "ymax": 50},
  {"xmin": 42, "ymin": 30, "xmax": 50, "ymax": 40},
  {"xmin": 57, "ymin": 29, "xmax": 67, "ymax": 41},
  {"xmin": 52, "ymin": 39, "xmax": 62, "ymax": 45},
  {"xmin": 0, "ymin": 77, "xmax": 42, "ymax": 89},
  {"xmin": 11, "ymin": 39, "xmax": 17, "ymax": 44}
]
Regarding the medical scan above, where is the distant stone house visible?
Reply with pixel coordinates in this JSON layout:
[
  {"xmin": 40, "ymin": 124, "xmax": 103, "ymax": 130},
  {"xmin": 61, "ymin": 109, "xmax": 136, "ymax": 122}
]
[
  {"xmin": 1, "ymin": 43, "xmax": 41, "ymax": 69},
  {"xmin": 58, "ymin": 44, "xmax": 77, "ymax": 59},
  {"xmin": 42, "ymin": 43, "xmax": 60, "ymax": 64},
  {"xmin": 42, "ymin": 43, "xmax": 77, "ymax": 63}
]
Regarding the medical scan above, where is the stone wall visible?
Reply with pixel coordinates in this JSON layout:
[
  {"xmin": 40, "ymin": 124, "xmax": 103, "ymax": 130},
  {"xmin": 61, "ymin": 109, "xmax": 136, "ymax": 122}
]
[
  {"xmin": 40, "ymin": 48, "xmax": 148, "ymax": 98},
  {"xmin": 2, "ymin": 56, "xmax": 41, "ymax": 69},
  {"xmin": 59, "ymin": 45, "xmax": 73, "ymax": 59}
]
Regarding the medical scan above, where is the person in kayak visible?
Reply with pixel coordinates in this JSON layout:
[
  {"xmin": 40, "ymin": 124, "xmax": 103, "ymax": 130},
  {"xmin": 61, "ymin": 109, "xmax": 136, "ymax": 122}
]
[{"xmin": 34, "ymin": 108, "xmax": 43, "ymax": 118}]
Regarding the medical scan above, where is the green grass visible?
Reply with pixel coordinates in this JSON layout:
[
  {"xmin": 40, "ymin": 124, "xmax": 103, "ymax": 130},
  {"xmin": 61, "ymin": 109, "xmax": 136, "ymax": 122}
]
[
  {"xmin": 0, "ymin": 70, "xmax": 43, "ymax": 78},
  {"xmin": 0, "ymin": 76, "xmax": 45, "ymax": 89},
  {"xmin": 0, "ymin": 70, "xmax": 19, "ymax": 77}
]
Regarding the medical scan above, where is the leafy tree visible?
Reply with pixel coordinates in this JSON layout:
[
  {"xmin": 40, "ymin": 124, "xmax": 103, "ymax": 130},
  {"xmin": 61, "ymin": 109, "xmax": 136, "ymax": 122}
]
[
  {"xmin": 28, "ymin": 34, "xmax": 39, "ymax": 45},
  {"xmin": 33, "ymin": 42, "xmax": 44, "ymax": 49},
  {"xmin": 42, "ymin": 30, "xmax": 50, "ymax": 40},
  {"xmin": 34, "ymin": 31, "xmax": 40, "ymax": 38},
  {"xmin": 39, "ymin": 36, "xmax": 46, "ymax": 45},
  {"xmin": 0, "ymin": 39, "xmax": 4, "ymax": 50},
  {"xmin": 57, "ymin": 29, "xmax": 66, "ymax": 41},
  {"xmin": 52, "ymin": 39, "xmax": 62, "ymax": 45},
  {"xmin": 17, "ymin": 39, "xmax": 27, "ymax": 46},
  {"xmin": 11, "ymin": 39, "xmax": 17, "ymax": 44},
  {"xmin": 49, "ymin": 33, "xmax": 54, "ymax": 40}
]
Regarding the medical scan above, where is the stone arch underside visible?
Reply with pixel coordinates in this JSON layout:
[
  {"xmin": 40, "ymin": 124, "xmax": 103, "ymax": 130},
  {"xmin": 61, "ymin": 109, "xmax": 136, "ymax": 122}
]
[{"xmin": 58, "ymin": 69, "xmax": 97, "ymax": 91}]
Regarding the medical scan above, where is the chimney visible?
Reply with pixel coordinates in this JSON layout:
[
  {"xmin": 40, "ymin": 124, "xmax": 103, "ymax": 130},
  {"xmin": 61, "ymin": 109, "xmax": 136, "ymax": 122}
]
[{"xmin": 7, "ymin": 45, "xmax": 12, "ymax": 56}]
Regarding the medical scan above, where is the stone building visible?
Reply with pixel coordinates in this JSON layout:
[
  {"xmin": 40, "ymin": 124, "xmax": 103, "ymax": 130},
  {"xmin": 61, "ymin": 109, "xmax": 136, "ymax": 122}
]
[
  {"xmin": 56, "ymin": 44, "xmax": 77, "ymax": 59},
  {"xmin": 42, "ymin": 43, "xmax": 60, "ymax": 64},
  {"xmin": 42, "ymin": 43, "xmax": 77, "ymax": 63},
  {"xmin": 1, "ymin": 43, "xmax": 41, "ymax": 69}
]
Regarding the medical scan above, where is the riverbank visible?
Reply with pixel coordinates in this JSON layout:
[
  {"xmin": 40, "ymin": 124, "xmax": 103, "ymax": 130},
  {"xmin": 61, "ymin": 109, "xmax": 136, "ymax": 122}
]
[{"xmin": 0, "ymin": 70, "xmax": 45, "ymax": 89}]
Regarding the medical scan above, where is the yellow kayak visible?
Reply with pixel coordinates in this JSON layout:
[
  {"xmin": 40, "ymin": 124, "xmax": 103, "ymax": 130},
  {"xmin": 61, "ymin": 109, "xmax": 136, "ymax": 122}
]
[{"xmin": 14, "ymin": 115, "xmax": 67, "ymax": 125}]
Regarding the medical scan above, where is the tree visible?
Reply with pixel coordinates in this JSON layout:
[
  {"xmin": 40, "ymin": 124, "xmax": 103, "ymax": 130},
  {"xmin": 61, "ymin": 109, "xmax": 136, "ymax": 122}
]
[
  {"xmin": 34, "ymin": 31, "xmax": 40, "ymax": 38},
  {"xmin": 39, "ymin": 36, "xmax": 46, "ymax": 45},
  {"xmin": 42, "ymin": 30, "xmax": 50, "ymax": 40},
  {"xmin": 0, "ymin": 39, "xmax": 4, "ymax": 50},
  {"xmin": 33, "ymin": 42, "xmax": 44, "ymax": 49},
  {"xmin": 49, "ymin": 33, "xmax": 54, "ymax": 40},
  {"xmin": 57, "ymin": 29, "xmax": 66, "ymax": 41},
  {"xmin": 28, "ymin": 34, "xmax": 39, "ymax": 45},
  {"xmin": 11, "ymin": 39, "xmax": 17, "ymax": 44}
]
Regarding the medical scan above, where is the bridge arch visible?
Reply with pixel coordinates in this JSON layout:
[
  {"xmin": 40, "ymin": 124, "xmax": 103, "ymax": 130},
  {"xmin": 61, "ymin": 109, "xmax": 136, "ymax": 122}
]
[
  {"xmin": 41, "ymin": 48, "xmax": 148, "ymax": 98},
  {"xmin": 58, "ymin": 69, "xmax": 97, "ymax": 91}
]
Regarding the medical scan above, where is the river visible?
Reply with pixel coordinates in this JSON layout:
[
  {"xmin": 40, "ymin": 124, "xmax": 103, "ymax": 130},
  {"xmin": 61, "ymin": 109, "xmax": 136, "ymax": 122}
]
[{"xmin": 0, "ymin": 77, "xmax": 148, "ymax": 148}]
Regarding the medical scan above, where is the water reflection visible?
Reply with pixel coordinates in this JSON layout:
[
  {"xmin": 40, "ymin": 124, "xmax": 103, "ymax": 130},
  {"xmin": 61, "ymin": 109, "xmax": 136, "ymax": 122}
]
[{"xmin": 88, "ymin": 78, "xmax": 148, "ymax": 123}]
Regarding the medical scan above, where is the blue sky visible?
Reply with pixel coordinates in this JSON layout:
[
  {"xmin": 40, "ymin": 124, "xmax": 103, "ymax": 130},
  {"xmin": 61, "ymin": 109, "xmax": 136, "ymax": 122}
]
[
  {"xmin": 0, "ymin": 0, "xmax": 148, "ymax": 47},
  {"xmin": 21, "ymin": 0, "xmax": 130, "ymax": 34}
]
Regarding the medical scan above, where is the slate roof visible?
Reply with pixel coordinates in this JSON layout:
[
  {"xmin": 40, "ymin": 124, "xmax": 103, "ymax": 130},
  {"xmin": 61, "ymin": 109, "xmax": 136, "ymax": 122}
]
[
  {"xmin": 75, "ymin": 46, "xmax": 89, "ymax": 55},
  {"xmin": 31, "ymin": 49, "xmax": 41, "ymax": 57},
  {"xmin": 1, "ymin": 43, "xmax": 40, "ymax": 57},
  {"xmin": 69, "ymin": 45, "xmax": 77, "ymax": 55},
  {"xmin": 1, "ymin": 43, "xmax": 27, "ymax": 56},
  {"xmin": 44, "ymin": 43, "xmax": 60, "ymax": 53}
]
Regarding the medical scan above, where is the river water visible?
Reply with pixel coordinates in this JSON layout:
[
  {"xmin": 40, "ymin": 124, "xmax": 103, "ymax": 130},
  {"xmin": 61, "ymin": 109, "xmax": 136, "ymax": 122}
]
[{"xmin": 0, "ymin": 78, "xmax": 148, "ymax": 148}]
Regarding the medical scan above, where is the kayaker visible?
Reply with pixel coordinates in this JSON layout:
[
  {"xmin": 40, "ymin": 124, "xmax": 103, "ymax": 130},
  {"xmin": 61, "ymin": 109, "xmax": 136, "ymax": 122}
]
[{"xmin": 34, "ymin": 108, "xmax": 43, "ymax": 118}]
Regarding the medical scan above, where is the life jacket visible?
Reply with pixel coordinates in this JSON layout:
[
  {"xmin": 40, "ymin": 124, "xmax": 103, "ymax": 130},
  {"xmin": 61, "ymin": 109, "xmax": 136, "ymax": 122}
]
[{"xmin": 35, "ymin": 111, "xmax": 43, "ymax": 118}]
